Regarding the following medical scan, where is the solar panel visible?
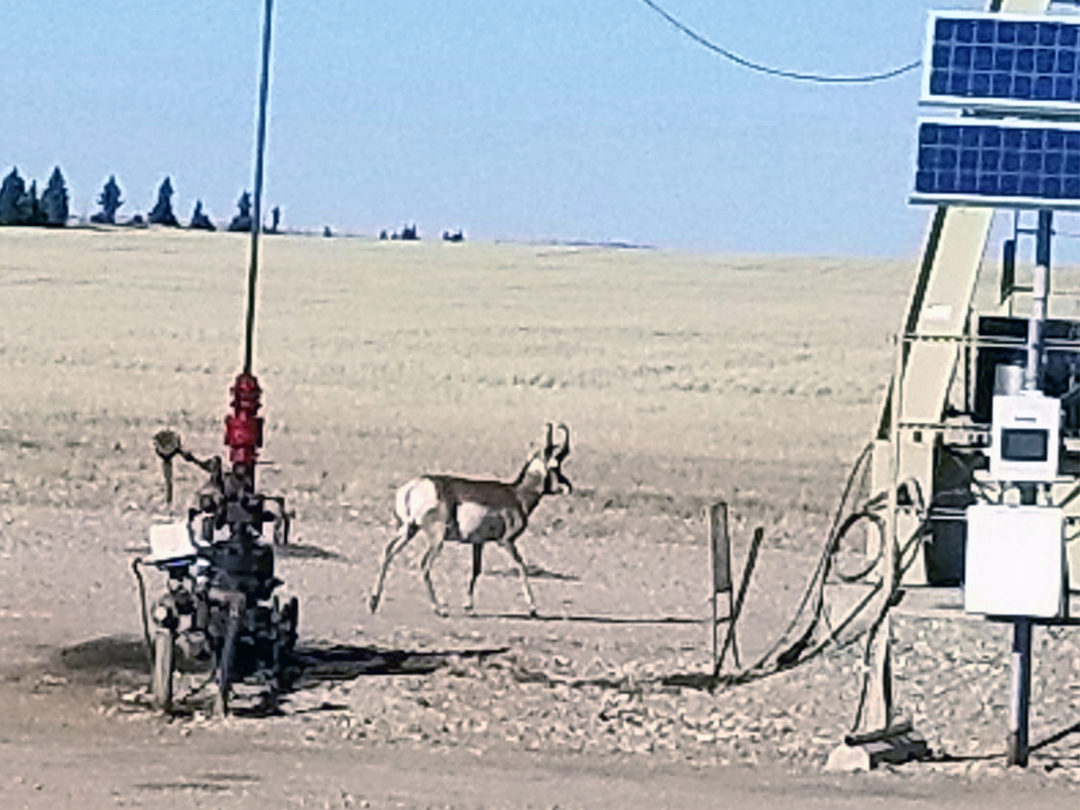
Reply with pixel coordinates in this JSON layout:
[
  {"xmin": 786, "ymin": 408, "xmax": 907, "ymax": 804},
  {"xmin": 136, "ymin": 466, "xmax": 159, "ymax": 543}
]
[
  {"xmin": 922, "ymin": 11, "xmax": 1080, "ymax": 113},
  {"xmin": 911, "ymin": 118, "xmax": 1080, "ymax": 209}
]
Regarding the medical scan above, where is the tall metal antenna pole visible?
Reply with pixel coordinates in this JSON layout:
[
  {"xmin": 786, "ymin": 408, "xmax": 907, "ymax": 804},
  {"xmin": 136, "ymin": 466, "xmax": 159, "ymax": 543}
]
[{"xmin": 244, "ymin": 0, "xmax": 274, "ymax": 375}]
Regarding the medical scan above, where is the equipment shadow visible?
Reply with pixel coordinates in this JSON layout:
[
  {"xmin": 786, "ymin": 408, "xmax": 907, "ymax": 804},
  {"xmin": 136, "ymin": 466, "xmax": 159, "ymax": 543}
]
[
  {"xmin": 53, "ymin": 635, "xmax": 150, "ymax": 676},
  {"xmin": 468, "ymin": 612, "xmax": 700, "ymax": 625},
  {"xmin": 223, "ymin": 643, "xmax": 512, "ymax": 718},
  {"xmin": 274, "ymin": 543, "xmax": 347, "ymax": 562},
  {"xmin": 288, "ymin": 642, "xmax": 509, "ymax": 689},
  {"xmin": 44, "ymin": 636, "xmax": 509, "ymax": 717},
  {"xmin": 894, "ymin": 718, "xmax": 1080, "ymax": 767}
]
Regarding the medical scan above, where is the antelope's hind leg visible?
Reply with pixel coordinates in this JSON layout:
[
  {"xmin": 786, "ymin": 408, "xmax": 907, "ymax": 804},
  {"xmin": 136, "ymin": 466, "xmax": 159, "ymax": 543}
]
[{"xmin": 370, "ymin": 523, "xmax": 419, "ymax": 613}]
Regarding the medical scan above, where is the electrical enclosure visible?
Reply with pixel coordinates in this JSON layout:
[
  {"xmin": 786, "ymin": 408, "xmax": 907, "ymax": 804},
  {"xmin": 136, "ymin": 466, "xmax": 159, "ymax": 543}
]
[
  {"xmin": 989, "ymin": 392, "xmax": 1061, "ymax": 482},
  {"xmin": 964, "ymin": 504, "xmax": 1064, "ymax": 618}
]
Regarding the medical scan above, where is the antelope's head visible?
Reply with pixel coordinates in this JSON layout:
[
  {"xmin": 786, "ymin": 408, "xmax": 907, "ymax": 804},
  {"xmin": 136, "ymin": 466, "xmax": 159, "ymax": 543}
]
[{"xmin": 540, "ymin": 422, "xmax": 572, "ymax": 495}]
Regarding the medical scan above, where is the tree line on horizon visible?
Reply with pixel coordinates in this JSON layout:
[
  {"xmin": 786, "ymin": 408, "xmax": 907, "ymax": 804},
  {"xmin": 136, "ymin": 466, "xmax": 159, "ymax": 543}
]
[
  {"xmin": 0, "ymin": 166, "xmax": 280, "ymax": 233},
  {"xmin": 0, "ymin": 167, "xmax": 69, "ymax": 227}
]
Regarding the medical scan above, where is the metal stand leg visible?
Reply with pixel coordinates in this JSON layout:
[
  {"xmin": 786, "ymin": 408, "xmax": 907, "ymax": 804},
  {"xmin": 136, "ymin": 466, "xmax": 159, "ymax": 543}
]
[
  {"xmin": 865, "ymin": 612, "xmax": 894, "ymax": 732},
  {"xmin": 1007, "ymin": 618, "xmax": 1033, "ymax": 767}
]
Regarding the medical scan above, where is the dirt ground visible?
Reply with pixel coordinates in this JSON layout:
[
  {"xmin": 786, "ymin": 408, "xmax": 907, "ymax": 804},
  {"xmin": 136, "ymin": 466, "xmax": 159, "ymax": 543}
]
[{"xmin": 2, "ymin": 228, "xmax": 1079, "ymax": 808}]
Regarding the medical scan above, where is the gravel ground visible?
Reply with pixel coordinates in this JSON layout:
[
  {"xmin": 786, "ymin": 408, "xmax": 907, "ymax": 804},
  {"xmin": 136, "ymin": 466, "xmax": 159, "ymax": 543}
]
[{"xmin": 6, "ymin": 503, "xmax": 1078, "ymax": 788}]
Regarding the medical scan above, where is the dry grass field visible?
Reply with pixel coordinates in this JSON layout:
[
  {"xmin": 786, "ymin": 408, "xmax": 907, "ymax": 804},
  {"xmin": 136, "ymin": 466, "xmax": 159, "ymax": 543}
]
[
  {"xmin": 0, "ymin": 227, "xmax": 905, "ymax": 513},
  {"xmin": 3, "ymin": 227, "xmax": 1080, "ymax": 809}
]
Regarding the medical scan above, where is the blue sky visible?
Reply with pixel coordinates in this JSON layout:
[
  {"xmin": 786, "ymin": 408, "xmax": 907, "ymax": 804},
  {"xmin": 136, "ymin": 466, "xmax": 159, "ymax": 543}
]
[{"xmin": 0, "ymin": 1, "xmax": 1064, "ymax": 256}]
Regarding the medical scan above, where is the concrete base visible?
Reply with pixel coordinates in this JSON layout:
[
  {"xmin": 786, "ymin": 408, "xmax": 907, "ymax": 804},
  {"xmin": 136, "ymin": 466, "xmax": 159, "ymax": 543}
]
[{"xmin": 824, "ymin": 723, "xmax": 930, "ymax": 773}]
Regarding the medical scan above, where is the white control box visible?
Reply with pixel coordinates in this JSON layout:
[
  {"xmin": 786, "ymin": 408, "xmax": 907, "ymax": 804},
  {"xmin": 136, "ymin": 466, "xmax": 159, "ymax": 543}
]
[
  {"xmin": 964, "ymin": 504, "xmax": 1063, "ymax": 618},
  {"xmin": 147, "ymin": 521, "xmax": 197, "ymax": 564},
  {"xmin": 989, "ymin": 392, "xmax": 1060, "ymax": 483}
]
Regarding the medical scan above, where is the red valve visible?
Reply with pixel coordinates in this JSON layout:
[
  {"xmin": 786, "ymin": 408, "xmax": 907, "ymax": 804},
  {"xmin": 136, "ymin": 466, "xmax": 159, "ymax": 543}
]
[{"xmin": 224, "ymin": 372, "xmax": 263, "ymax": 472}]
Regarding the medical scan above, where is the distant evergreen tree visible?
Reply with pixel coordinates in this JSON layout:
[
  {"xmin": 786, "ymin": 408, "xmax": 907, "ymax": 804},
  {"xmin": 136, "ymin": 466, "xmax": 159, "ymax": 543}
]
[
  {"xmin": 0, "ymin": 168, "xmax": 27, "ymax": 225},
  {"xmin": 40, "ymin": 167, "xmax": 69, "ymax": 227},
  {"xmin": 189, "ymin": 200, "xmax": 215, "ymax": 231},
  {"xmin": 17, "ymin": 180, "xmax": 44, "ymax": 225},
  {"xmin": 228, "ymin": 191, "xmax": 252, "ymax": 232},
  {"xmin": 147, "ymin": 176, "xmax": 179, "ymax": 226},
  {"xmin": 91, "ymin": 176, "xmax": 123, "ymax": 224}
]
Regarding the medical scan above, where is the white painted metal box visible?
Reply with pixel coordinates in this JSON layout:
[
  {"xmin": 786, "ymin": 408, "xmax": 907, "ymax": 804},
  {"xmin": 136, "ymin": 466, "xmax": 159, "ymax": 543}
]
[
  {"xmin": 964, "ymin": 504, "xmax": 1063, "ymax": 618},
  {"xmin": 989, "ymin": 393, "xmax": 1060, "ymax": 484}
]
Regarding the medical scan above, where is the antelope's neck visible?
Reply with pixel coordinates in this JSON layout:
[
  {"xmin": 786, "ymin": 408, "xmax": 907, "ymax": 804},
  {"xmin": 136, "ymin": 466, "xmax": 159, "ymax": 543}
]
[{"xmin": 514, "ymin": 478, "xmax": 545, "ymax": 516}]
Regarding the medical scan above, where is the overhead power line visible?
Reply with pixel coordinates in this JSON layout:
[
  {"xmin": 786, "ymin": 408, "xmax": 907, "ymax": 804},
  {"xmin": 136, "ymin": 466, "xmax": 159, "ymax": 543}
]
[{"xmin": 636, "ymin": 0, "xmax": 920, "ymax": 84}]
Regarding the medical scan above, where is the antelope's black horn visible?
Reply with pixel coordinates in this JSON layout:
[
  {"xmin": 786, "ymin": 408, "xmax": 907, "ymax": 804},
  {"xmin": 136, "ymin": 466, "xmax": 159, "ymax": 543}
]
[
  {"xmin": 555, "ymin": 423, "xmax": 570, "ymax": 460},
  {"xmin": 545, "ymin": 422, "xmax": 554, "ymax": 453}
]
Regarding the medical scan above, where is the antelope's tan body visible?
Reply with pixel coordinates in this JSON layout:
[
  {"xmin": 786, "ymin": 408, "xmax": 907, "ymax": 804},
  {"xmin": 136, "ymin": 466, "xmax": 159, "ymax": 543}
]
[{"xmin": 369, "ymin": 424, "xmax": 571, "ymax": 617}]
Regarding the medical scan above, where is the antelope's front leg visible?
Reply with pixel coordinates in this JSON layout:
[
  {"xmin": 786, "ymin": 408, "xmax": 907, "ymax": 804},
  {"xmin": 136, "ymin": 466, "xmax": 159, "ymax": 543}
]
[
  {"xmin": 500, "ymin": 536, "xmax": 538, "ymax": 618},
  {"xmin": 464, "ymin": 542, "xmax": 483, "ymax": 613},
  {"xmin": 419, "ymin": 530, "xmax": 449, "ymax": 617}
]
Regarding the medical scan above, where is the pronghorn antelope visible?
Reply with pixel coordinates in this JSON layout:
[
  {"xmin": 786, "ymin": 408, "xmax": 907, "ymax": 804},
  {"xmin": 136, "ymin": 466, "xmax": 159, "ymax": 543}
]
[{"xmin": 369, "ymin": 423, "xmax": 571, "ymax": 617}]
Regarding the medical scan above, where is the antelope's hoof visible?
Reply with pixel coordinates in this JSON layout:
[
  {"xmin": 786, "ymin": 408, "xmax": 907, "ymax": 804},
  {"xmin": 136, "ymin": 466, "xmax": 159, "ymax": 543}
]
[
  {"xmin": 369, "ymin": 595, "xmax": 380, "ymax": 613},
  {"xmin": 463, "ymin": 602, "xmax": 475, "ymax": 614},
  {"xmin": 528, "ymin": 607, "xmax": 539, "ymax": 619},
  {"xmin": 434, "ymin": 604, "xmax": 450, "ymax": 618}
]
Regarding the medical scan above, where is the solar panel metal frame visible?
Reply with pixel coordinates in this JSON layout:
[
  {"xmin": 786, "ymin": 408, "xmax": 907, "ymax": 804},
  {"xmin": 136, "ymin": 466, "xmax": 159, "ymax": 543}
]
[
  {"xmin": 921, "ymin": 10, "xmax": 1080, "ymax": 116},
  {"xmin": 910, "ymin": 116, "xmax": 1080, "ymax": 210}
]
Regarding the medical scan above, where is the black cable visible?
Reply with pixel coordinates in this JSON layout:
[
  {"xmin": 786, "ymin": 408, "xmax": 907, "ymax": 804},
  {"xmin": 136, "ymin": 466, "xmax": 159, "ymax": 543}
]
[
  {"xmin": 717, "ymin": 442, "xmax": 877, "ymax": 685},
  {"xmin": 635, "ymin": 0, "xmax": 920, "ymax": 84},
  {"xmin": 831, "ymin": 510, "xmax": 886, "ymax": 583},
  {"xmin": 712, "ymin": 436, "xmax": 941, "ymax": 693}
]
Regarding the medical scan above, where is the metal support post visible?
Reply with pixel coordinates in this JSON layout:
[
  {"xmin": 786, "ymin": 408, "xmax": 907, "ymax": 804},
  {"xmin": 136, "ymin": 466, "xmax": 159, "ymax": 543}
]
[
  {"xmin": 718, "ymin": 526, "xmax": 763, "ymax": 676},
  {"xmin": 1007, "ymin": 618, "xmax": 1033, "ymax": 767},
  {"xmin": 708, "ymin": 502, "xmax": 738, "ymax": 674},
  {"xmin": 1025, "ymin": 210, "xmax": 1052, "ymax": 393},
  {"xmin": 243, "ymin": 0, "xmax": 274, "ymax": 376}
]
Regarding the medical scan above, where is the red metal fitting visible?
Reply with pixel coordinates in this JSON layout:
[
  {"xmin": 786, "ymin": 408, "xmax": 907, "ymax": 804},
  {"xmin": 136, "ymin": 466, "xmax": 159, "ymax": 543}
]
[{"xmin": 224, "ymin": 372, "xmax": 264, "ymax": 467}]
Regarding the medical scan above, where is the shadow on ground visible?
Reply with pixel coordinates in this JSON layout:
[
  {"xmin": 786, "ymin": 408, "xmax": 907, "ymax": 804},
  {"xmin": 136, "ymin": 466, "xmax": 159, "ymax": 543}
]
[
  {"xmin": 290, "ymin": 643, "xmax": 509, "ymax": 688},
  {"xmin": 469, "ymin": 612, "xmax": 700, "ymax": 625},
  {"xmin": 29, "ymin": 635, "xmax": 510, "ymax": 719},
  {"xmin": 274, "ymin": 543, "xmax": 347, "ymax": 562},
  {"xmin": 486, "ymin": 564, "xmax": 580, "ymax": 582},
  {"xmin": 46, "ymin": 635, "xmax": 508, "ymax": 690},
  {"xmin": 53, "ymin": 635, "xmax": 149, "ymax": 674}
]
